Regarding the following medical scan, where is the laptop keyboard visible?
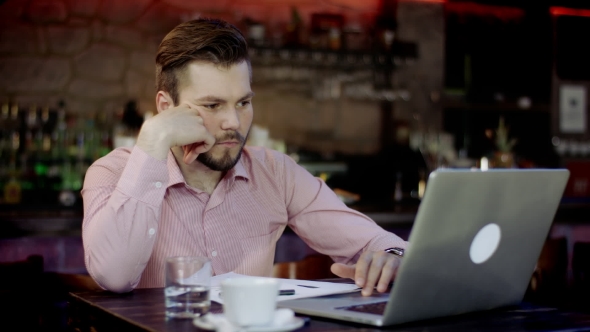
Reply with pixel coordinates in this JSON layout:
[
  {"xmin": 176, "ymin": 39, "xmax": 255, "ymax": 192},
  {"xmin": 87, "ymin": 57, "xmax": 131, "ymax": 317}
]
[{"xmin": 338, "ymin": 301, "xmax": 388, "ymax": 315}]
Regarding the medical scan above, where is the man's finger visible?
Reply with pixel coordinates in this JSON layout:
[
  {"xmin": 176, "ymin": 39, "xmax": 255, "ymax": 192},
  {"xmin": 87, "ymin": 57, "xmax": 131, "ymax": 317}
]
[
  {"xmin": 376, "ymin": 256, "xmax": 399, "ymax": 293},
  {"xmin": 181, "ymin": 131, "xmax": 215, "ymax": 165},
  {"xmin": 201, "ymin": 133, "xmax": 216, "ymax": 152},
  {"xmin": 330, "ymin": 263, "xmax": 355, "ymax": 279},
  {"xmin": 362, "ymin": 252, "xmax": 388, "ymax": 296},
  {"xmin": 354, "ymin": 252, "xmax": 374, "ymax": 288},
  {"xmin": 182, "ymin": 143, "xmax": 200, "ymax": 164}
]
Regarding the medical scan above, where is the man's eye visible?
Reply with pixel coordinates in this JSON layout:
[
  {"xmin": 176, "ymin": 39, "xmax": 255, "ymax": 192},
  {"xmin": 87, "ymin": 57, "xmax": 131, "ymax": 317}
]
[
  {"xmin": 204, "ymin": 104, "xmax": 218, "ymax": 109},
  {"xmin": 238, "ymin": 100, "xmax": 251, "ymax": 107}
]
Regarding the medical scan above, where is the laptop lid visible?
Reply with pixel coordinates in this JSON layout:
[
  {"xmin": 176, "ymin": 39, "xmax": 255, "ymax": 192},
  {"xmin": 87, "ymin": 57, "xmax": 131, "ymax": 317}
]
[{"xmin": 279, "ymin": 169, "xmax": 570, "ymax": 326}]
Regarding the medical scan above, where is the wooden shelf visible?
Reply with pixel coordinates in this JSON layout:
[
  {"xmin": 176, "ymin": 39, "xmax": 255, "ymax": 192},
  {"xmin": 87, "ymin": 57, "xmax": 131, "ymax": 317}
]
[
  {"xmin": 249, "ymin": 41, "xmax": 418, "ymax": 69},
  {"xmin": 442, "ymin": 100, "xmax": 551, "ymax": 113}
]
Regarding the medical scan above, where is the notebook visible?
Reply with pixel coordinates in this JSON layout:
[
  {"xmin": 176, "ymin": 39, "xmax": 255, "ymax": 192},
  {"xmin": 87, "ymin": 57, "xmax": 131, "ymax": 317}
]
[{"xmin": 278, "ymin": 169, "xmax": 570, "ymax": 326}]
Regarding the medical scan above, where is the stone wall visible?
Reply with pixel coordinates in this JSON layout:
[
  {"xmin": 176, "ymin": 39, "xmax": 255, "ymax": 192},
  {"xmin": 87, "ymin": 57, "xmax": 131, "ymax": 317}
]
[{"xmin": 0, "ymin": 0, "xmax": 444, "ymax": 155}]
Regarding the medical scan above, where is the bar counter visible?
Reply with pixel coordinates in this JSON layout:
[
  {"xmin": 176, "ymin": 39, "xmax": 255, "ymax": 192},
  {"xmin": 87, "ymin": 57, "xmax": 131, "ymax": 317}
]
[
  {"xmin": 1, "ymin": 200, "xmax": 589, "ymax": 274},
  {"xmin": 0, "ymin": 208, "xmax": 82, "ymax": 235},
  {"xmin": 2, "ymin": 200, "xmax": 588, "ymax": 235},
  {"xmin": 0, "ymin": 202, "xmax": 421, "ymax": 237}
]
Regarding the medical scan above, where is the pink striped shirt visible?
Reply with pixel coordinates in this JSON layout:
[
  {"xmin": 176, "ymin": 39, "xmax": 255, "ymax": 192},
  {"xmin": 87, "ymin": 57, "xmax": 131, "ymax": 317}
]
[{"xmin": 82, "ymin": 146, "xmax": 406, "ymax": 292}]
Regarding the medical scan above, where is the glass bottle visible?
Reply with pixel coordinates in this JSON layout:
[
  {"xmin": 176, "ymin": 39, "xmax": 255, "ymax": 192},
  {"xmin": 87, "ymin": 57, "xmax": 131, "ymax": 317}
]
[{"xmin": 3, "ymin": 155, "xmax": 21, "ymax": 204}]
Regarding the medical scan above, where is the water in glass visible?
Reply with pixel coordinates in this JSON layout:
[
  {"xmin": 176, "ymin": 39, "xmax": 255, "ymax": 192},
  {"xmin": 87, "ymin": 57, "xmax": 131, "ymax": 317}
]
[{"xmin": 165, "ymin": 283, "xmax": 210, "ymax": 318}]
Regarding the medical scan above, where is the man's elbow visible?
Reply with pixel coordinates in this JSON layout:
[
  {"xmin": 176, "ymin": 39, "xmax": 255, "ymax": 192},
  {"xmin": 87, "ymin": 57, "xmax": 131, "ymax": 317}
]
[
  {"xmin": 94, "ymin": 274, "xmax": 137, "ymax": 293},
  {"xmin": 86, "ymin": 260, "xmax": 138, "ymax": 293},
  {"xmin": 85, "ymin": 250, "xmax": 141, "ymax": 293}
]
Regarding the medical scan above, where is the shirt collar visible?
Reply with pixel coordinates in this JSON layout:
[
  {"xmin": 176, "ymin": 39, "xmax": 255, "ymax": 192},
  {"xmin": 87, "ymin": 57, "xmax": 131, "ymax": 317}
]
[
  {"xmin": 165, "ymin": 150, "xmax": 250, "ymax": 188},
  {"xmin": 227, "ymin": 155, "xmax": 249, "ymax": 183}
]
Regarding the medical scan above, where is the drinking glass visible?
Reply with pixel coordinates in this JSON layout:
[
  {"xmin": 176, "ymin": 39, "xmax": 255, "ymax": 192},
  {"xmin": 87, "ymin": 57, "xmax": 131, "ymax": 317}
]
[{"xmin": 165, "ymin": 256, "xmax": 211, "ymax": 319}]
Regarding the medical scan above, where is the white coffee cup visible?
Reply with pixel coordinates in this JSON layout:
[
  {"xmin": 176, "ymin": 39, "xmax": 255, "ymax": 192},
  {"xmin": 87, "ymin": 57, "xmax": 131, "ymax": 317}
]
[{"xmin": 221, "ymin": 277, "xmax": 280, "ymax": 326}]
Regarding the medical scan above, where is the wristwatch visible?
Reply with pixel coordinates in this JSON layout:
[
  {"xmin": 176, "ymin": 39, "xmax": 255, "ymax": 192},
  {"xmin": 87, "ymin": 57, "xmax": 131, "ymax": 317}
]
[{"xmin": 384, "ymin": 247, "xmax": 405, "ymax": 257}]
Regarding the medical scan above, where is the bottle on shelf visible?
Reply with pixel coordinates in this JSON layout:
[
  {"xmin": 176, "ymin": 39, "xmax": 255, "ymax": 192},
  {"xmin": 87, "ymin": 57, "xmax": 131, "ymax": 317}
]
[
  {"xmin": 58, "ymin": 159, "xmax": 76, "ymax": 207},
  {"xmin": 0, "ymin": 99, "xmax": 115, "ymax": 207},
  {"xmin": 3, "ymin": 177, "xmax": 22, "ymax": 204},
  {"xmin": 3, "ymin": 155, "xmax": 21, "ymax": 204}
]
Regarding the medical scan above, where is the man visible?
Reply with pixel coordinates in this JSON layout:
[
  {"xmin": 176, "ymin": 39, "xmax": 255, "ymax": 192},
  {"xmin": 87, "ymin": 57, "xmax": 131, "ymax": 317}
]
[{"xmin": 82, "ymin": 18, "xmax": 407, "ymax": 296}]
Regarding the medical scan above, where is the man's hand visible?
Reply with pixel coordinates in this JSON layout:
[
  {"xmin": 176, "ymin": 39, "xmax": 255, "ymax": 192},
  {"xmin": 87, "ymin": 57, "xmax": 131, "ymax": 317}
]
[
  {"xmin": 330, "ymin": 250, "xmax": 401, "ymax": 296},
  {"xmin": 136, "ymin": 104, "xmax": 215, "ymax": 163}
]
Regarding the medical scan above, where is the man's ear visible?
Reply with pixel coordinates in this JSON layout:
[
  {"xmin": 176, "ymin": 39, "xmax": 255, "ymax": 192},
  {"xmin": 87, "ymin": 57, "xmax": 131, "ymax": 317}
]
[{"xmin": 155, "ymin": 91, "xmax": 174, "ymax": 113}]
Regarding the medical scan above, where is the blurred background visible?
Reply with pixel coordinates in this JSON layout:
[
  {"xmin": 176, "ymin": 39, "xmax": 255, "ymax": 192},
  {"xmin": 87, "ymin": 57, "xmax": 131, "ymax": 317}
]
[
  {"xmin": 2, "ymin": 0, "xmax": 590, "ymax": 208},
  {"xmin": 1, "ymin": 0, "xmax": 590, "ymax": 328}
]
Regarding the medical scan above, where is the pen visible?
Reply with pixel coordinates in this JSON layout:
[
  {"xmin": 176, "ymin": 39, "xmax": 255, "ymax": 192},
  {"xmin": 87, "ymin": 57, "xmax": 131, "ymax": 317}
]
[
  {"xmin": 279, "ymin": 289, "xmax": 295, "ymax": 296},
  {"xmin": 220, "ymin": 289, "xmax": 296, "ymax": 297},
  {"xmin": 297, "ymin": 284, "xmax": 318, "ymax": 288}
]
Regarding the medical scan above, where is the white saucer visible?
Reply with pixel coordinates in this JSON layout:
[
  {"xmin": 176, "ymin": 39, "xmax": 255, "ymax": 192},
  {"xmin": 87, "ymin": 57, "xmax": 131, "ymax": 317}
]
[{"xmin": 193, "ymin": 314, "xmax": 305, "ymax": 332}]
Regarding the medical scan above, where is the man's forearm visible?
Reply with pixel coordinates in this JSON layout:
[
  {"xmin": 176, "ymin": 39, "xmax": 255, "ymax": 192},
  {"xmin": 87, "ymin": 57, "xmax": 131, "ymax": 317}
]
[
  {"xmin": 83, "ymin": 189, "xmax": 160, "ymax": 292},
  {"xmin": 81, "ymin": 147, "xmax": 169, "ymax": 292}
]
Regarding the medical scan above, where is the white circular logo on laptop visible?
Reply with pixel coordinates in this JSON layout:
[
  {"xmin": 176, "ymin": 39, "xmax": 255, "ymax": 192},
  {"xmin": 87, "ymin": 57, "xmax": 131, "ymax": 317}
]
[{"xmin": 469, "ymin": 223, "xmax": 501, "ymax": 264}]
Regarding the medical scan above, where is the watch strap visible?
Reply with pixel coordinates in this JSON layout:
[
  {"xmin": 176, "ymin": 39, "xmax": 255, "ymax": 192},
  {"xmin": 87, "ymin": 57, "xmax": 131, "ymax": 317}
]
[{"xmin": 384, "ymin": 247, "xmax": 405, "ymax": 257}]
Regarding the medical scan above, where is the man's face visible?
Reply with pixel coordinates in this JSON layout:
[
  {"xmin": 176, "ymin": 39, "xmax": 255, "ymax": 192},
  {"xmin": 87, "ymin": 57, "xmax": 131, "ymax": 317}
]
[{"xmin": 177, "ymin": 61, "xmax": 253, "ymax": 171}]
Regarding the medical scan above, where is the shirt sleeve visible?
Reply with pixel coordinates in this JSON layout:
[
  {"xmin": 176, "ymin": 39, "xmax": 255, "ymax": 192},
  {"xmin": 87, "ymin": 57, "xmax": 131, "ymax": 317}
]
[
  {"xmin": 81, "ymin": 146, "xmax": 169, "ymax": 293},
  {"xmin": 282, "ymin": 154, "xmax": 407, "ymax": 264}
]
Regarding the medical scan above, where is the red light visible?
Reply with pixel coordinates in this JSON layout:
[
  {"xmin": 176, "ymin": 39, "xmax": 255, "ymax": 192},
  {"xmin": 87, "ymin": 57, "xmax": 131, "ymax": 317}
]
[
  {"xmin": 399, "ymin": 0, "xmax": 446, "ymax": 2},
  {"xmin": 550, "ymin": 6, "xmax": 590, "ymax": 18},
  {"xmin": 447, "ymin": 2, "xmax": 525, "ymax": 20}
]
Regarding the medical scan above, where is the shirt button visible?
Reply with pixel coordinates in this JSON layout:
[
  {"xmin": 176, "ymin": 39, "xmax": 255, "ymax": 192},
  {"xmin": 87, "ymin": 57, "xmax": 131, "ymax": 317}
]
[
  {"xmin": 148, "ymin": 228, "xmax": 156, "ymax": 236},
  {"xmin": 211, "ymin": 250, "xmax": 218, "ymax": 257},
  {"xmin": 155, "ymin": 181, "xmax": 162, "ymax": 188}
]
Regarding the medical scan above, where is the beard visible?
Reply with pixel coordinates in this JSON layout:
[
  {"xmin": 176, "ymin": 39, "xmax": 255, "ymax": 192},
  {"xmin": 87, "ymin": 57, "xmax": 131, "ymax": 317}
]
[{"xmin": 197, "ymin": 130, "xmax": 248, "ymax": 171}]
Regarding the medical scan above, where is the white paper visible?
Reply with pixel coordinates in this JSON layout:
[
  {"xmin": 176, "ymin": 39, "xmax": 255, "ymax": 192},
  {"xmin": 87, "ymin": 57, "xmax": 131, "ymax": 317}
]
[
  {"xmin": 210, "ymin": 272, "xmax": 360, "ymax": 304},
  {"xmin": 559, "ymin": 85, "xmax": 587, "ymax": 133}
]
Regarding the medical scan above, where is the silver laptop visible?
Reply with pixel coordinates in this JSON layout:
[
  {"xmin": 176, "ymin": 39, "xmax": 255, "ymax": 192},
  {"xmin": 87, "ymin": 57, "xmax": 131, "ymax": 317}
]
[{"xmin": 279, "ymin": 169, "xmax": 570, "ymax": 326}]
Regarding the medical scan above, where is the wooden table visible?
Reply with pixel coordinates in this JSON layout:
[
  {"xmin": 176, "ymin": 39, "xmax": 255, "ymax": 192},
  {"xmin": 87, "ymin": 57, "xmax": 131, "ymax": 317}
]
[{"xmin": 68, "ymin": 287, "xmax": 590, "ymax": 332}]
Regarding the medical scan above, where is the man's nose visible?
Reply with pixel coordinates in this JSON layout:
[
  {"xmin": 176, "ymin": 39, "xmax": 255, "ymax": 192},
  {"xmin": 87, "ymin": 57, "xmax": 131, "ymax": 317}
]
[{"xmin": 221, "ymin": 107, "xmax": 240, "ymax": 130}]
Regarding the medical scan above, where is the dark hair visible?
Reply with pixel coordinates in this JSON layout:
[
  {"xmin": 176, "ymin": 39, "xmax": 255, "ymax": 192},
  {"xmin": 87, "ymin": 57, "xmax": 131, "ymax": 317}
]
[{"xmin": 155, "ymin": 18, "xmax": 250, "ymax": 105}]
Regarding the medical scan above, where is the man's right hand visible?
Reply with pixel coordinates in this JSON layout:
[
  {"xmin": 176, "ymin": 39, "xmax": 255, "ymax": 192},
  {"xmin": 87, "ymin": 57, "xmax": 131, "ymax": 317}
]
[{"xmin": 136, "ymin": 104, "xmax": 215, "ymax": 163}]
